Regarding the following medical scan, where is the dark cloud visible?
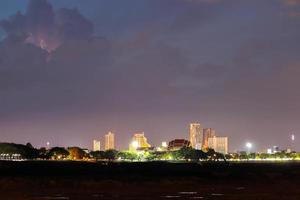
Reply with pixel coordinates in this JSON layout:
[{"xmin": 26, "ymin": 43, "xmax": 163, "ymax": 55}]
[
  {"xmin": 0, "ymin": 0, "xmax": 94, "ymax": 52},
  {"xmin": 281, "ymin": 0, "xmax": 300, "ymax": 5}
]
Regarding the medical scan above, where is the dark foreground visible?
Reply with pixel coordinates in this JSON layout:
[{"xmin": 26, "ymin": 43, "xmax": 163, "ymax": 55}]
[{"xmin": 1, "ymin": 161, "xmax": 300, "ymax": 200}]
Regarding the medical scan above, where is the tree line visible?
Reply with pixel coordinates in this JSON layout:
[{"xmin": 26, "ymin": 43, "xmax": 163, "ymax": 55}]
[
  {"xmin": 0, "ymin": 142, "xmax": 226, "ymax": 161},
  {"xmin": 0, "ymin": 142, "xmax": 299, "ymax": 162}
]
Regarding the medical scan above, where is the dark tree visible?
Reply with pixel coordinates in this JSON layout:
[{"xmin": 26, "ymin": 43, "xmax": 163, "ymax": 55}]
[
  {"xmin": 104, "ymin": 149, "xmax": 118, "ymax": 161},
  {"xmin": 48, "ymin": 147, "xmax": 69, "ymax": 160},
  {"xmin": 67, "ymin": 147, "xmax": 87, "ymax": 160},
  {"xmin": 90, "ymin": 151, "xmax": 105, "ymax": 160}
]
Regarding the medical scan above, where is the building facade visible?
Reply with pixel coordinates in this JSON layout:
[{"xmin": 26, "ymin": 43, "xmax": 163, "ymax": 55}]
[
  {"xmin": 207, "ymin": 136, "xmax": 228, "ymax": 154},
  {"xmin": 168, "ymin": 139, "xmax": 191, "ymax": 151},
  {"xmin": 202, "ymin": 128, "xmax": 216, "ymax": 150},
  {"xmin": 129, "ymin": 132, "xmax": 151, "ymax": 151},
  {"xmin": 189, "ymin": 123, "xmax": 203, "ymax": 149},
  {"xmin": 93, "ymin": 140, "xmax": 101, "ymax": 151},
  {"xmin": 105, "ymin": 131, "xmax": 115, "ymax": 150}
]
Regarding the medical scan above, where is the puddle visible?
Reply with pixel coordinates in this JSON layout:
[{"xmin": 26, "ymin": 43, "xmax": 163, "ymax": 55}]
[
  {"xmin": 179, "ymin": 192, "xmax": 197, "ymax": 195},
  {"xmin": 161, "ymin": 195, "xmax": 181, "ymax": 198},
  {"xmin": 211, "ymin": 193, "xmax": 224, "ymax": 196},
  {"xmin": 40, "ymin": 197, "xmax": 70, "ymax": 200}
]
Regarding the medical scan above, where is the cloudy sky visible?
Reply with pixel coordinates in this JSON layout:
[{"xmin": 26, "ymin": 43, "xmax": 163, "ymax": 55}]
[{"xmin": 0, "ymin": 0, "xmax": 300, "ymax": 151}]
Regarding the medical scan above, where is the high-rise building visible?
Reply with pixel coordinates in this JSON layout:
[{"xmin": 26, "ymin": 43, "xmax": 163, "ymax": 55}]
[
  {"xmin": 208, "ymin": 136, "xmax": 228, "ymax": 154},
  {"xmin": 202, "ymin": 128, "xmax": 216, "ymax": 150},
  {"xmin": 105, "ymin": 131, "xmax": 115, "ymax": 150},
  {"xmin": 129, "ymin": 132, "xmax": 151, "ymax": 151},
  {"xmin": 189, "ymin": 123, "xmax": 203, "ymax": 149},
  {"xmin": 93, "ymin": 140, "xmax": 101, "ymax": 151}
]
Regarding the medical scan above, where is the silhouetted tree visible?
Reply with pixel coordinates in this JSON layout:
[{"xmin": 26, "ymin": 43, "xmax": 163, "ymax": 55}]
[
  {"xmin": 0, "ymin": 143, "xmax": 39, "ymax": 159},
  {"xmin": 26, "ymin": 143, "xmax": 34, "ymax": 149},
  {"xmin": 48, "ymin": 147, "xmax": 69, "ymax": 160},
  {"xmin": 67, "ymin": 147, "xmax": 86, "ymax": 160},
  {"xmin": 90, "ymin": 151, "xmax": 105, "ymax": 160},
  {"xmin": 104, "ymin": 149, "xmax": 118, "ymax": 161},
  {"xmin": 38, "ymin": 147, "xmax": 49, "ymax": 159},
  {"xmin": 117, "ymin": 151, "xmax": 137, "ymax": 161}
]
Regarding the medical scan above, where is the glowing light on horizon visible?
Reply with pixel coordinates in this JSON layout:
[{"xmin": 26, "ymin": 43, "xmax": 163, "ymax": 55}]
[
  {"xmin": 131, "ymin": 141, "xmax": 139, "ymax": 149},
  {"xmin": 246, "ymin": 142, "xmax": 252, "ymax": 152},
  {"xmin": 291, "ymin": 134, "xmax": 295, "ymax": 141},
  {"xmin": 162, "ymin": 142, "xmax": 168, "ymax": 148}
]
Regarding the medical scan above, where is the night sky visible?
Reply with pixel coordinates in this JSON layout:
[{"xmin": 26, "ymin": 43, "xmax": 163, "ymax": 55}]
[{"xmin": 0, "ymin": 0, "xmax": 300, "ymax": 152}]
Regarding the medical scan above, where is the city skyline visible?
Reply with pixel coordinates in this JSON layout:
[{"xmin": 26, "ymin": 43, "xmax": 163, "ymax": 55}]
[
  {"xmin": 0, "ymin": 119, "xmax": 296, "ymax": 153},
  {"xmin": 0, "ymin": 0, "xmax": 299, "ymax": 152}
]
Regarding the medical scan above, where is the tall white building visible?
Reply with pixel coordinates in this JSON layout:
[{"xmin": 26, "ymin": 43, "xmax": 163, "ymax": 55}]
[
  {"xmin": 105, "ymin": 131, "xmax": 115, "ymax": 150},
  {"xmin": 208, "ymin": 136, "xmax": 228, "ymax": 154},
  {"xmin": 93, "ymin": 140, "xmax": 101, "ymax": 151},
  {"xmin": 189, "ymin": 123, "xmax": 203, "ymax": 149}
]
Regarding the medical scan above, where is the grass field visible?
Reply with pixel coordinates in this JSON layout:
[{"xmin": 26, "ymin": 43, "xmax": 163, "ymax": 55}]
[{"xmin": 0, "ymin": 161, "xmax": 300, "ymax": 199}]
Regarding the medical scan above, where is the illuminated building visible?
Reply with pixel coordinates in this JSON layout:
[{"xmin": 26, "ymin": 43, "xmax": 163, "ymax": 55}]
[
  {"xmin": 267, "ymin": 148, "xmax": 272, "ymax": 154},
  {"xmin": 105, "ymin": 131, "xmax": 115, "ymax": 150},
  {"xmin": 157, "ymin": 141, "xmax": 168, "ymax": 151},
  {"xmin": 168, "ymin": 139, "xmax": 191, "ymax": 151},
  {"xmin": 93, "ymin": 140, "xmax": 101, "ymax": 151},
  {"xmin": 208, "ymin": 136, "xmax": 228, "ymax": 154},
  {"xmin": 189, "ymin": 123, "xmax": 203, "ymax": 149},
  {"xmin": 162, "ymin": 141, "xmax": 168, "ymax": 148},
  {"xmin": 129, "ymin": 132, "xmax": 151, "ymax": 151},
  {"xmin": 202, "ymin": 128, "xmax": 216, "ymax": 150}
]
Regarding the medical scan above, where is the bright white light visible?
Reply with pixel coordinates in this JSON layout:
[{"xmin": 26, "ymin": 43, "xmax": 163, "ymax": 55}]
[
  {"xmin": 131, "ymin": 141, "xmax": 139, "ymax": 149},
  {"xmin": 162, "ymin": 142, "xmax": 168, "ymax": 148},
  {"xmin": 291, "ymin": 134, "xmax": 295, "ymax": 141},
  {"xmin": 246, "ymin": 142, "xmax": 252, "ymax": 149}
]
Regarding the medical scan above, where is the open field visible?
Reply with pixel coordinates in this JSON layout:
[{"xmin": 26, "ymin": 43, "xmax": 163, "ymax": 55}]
[{"xmin": 1, "ymin": 161, "xmax": 300, "ymax": 199}]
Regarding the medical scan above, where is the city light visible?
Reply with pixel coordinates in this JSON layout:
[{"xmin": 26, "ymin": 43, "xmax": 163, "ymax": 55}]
[
  {"xmin": 162, "ymin": 142, "xmax": 168, "ymax": 148},
  {"xmin": 246, "ymin": 142, "xmax": 252, "ymax": 153},
  {"xmin": 131, "ymin": 141, "xmax": 139, "ymax": 149},
  {"xmin": 291, "ymin": 134, "xmax": 295, "ymax": 141},
  {"xmin": 246, "ymin": 142, "xmax": 252, "ymax": 149}
]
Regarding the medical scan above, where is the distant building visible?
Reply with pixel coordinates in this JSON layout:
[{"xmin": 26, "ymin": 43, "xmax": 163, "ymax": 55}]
[
  {"xmin": 162, "ymin": 141, "xmax": 168, "ymax": 148},
  {"xmin": 156, "ymin": 141, "xmax": 168, "ymax": 151},
  {"xmin": 93, "ymin": 140, "xmax": 101, "ymax": 151},
  {"xmin": 273, "ymin": 146, "xmax": 280, "ymax": 153},
  {"xmin": 189, "ymin": 123, "xmax": 203, "ymax": 149},
  {"xmin": 202, "ymin": 128, "xmax": 216, "ymax": 149},
  {"xmin": 208, "ymin": 136, "xmax": 228, "ymax": 154},
  {"xmin": 129, "ymin": 132, "xmax": 151, "ymax": 151},
  {"xmin": 105, "ymin": 131, "xmax": 115, "ymax": 150},
  {"xmin": 267, "ymin": 148, "xmax": 272, "ymax": 154},
  {"xmin": 285, "ymin": 148, "xmax": 292, "ymax": 153},
  {"xmin": 168, "ymin": 139, "xmax": 191, "ymax": 151},
  {"xmin": 82, "ymin": 149, "xmax": 90, "ymax": 154}
]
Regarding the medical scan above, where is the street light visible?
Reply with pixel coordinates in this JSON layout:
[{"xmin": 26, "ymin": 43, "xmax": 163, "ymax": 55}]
[
  {"xmin": 291, "ymin": 134, "xmax": 295, "ymax": 142},
  {"xmin": 246, "ymin": 142, "xmax": 252, "ymax": 153},
  {"xmin": 131, "ymin": 141, "xmax": 139, "ymax": 149},
  {"xmin": 162, "ymin": 142, "xmax": 168, "ymax": 148}
]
